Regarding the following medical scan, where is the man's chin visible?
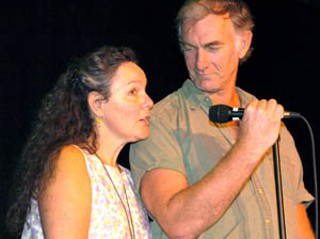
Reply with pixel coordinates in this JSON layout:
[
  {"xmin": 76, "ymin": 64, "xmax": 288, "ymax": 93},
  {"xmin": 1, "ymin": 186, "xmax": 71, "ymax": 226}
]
[{"xmin": 194, "ymin": 79, "xmax": 216, "ymax": 91}]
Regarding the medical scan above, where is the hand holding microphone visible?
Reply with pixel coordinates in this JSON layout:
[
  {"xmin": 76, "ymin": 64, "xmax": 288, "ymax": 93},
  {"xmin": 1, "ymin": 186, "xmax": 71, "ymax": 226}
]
[
  {"xmin": 209, "ymin": 99, "xmax": 299, "ymax": 153},
  {"xmin": 209, "ymin": 102, "xmax": 300, "ymax": 123}
]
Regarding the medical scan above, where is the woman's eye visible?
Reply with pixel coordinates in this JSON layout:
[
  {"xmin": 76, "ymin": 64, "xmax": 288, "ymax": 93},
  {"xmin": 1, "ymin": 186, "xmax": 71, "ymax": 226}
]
[{"xmin": 129, "ymin": 88, "xmax": 138, "ymax": 95}]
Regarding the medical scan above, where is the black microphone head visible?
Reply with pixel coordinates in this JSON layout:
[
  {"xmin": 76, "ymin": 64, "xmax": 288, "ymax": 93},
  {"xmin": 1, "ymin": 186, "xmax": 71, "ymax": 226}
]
[{"xmin": 209, "ymin": 105, "xmax": 232, "ymax": 123}]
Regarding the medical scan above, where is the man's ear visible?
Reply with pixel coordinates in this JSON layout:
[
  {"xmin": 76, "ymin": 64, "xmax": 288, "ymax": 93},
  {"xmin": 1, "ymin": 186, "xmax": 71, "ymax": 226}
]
[
  {"xmin": 237, "ymin": 30, "xmax": 253, "ymax": 59},
  {"xmin": 88, "ymin": 91, "xmax": 104, "ymax": 117}
]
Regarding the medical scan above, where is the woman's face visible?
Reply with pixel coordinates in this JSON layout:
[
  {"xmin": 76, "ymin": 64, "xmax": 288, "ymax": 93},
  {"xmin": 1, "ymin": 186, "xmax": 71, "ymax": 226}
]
[{"xmin": 99, "ymin": 62, "xmax": 153, "ymax": 144}]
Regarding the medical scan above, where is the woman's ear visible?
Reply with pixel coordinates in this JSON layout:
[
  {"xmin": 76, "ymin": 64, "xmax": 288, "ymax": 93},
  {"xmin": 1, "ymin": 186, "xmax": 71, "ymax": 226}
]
[
  {"xmin": 88, "ymin": 91, "xmax": 104, "ymax": 117},
  {"xmin": 237, "ymin": 30, "xmax": 253, "ymax": 60}
]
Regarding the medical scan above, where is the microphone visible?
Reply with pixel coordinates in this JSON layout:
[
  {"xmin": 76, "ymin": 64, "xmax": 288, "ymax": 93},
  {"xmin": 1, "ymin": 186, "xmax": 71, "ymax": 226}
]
[{"xmin": 209, "ymin": 104, "xmax": 301, "ymax": 123}]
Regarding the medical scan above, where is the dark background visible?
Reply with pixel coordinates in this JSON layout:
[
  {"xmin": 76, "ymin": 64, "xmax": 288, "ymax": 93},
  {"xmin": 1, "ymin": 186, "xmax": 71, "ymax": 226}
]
[{"xmin": 1, "ymin": 0, "xmax": 320, "ymax": 237}]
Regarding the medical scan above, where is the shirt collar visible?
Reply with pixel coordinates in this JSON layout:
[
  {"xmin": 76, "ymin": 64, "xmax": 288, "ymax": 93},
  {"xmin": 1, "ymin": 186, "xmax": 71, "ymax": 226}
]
[
  {"xmin": 180, "ymin": 79, "xmax": 211, "ymax": 110},
  {"xmin": 179, "ymin": 78, "xmax": 256, "ymax": 110}
]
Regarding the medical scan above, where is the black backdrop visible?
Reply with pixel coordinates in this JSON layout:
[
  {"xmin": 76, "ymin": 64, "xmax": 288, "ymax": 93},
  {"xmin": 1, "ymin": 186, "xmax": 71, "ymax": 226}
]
[{"xmin": 1, "ymin": 0, "xmax": 320, "ymax": 237}]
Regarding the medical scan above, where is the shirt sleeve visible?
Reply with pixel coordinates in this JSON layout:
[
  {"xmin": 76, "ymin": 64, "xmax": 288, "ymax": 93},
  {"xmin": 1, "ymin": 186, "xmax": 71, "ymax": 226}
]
[
  {"xmin": 129, "ymin": 113, "xmax": 186, "ymax": 192},
  {"xmin": 279, "ymin": 124, "xmax": 314, "ymax": 206}
]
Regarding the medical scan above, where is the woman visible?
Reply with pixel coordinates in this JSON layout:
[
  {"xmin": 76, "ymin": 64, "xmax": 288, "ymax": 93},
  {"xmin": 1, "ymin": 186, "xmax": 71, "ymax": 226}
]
[{"xmin": 6, "ymin": 45, "xmax": 153, "ymax": 238}]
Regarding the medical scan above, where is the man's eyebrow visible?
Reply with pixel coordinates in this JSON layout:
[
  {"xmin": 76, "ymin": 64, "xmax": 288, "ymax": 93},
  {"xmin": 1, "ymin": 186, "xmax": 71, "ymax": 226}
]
[
  {"xmin": 181, "ymin": 40, "xmax": 222, "ymax": 47},
  {"xmin": 203, "ymin": 41, "xmax": 223, "ymax": 48}
]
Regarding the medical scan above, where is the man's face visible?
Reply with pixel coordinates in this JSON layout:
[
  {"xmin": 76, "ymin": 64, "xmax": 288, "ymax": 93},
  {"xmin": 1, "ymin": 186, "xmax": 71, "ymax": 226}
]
[{"xmin": 181, "ymin": 14, "xmax": 252, "ymax": 95}]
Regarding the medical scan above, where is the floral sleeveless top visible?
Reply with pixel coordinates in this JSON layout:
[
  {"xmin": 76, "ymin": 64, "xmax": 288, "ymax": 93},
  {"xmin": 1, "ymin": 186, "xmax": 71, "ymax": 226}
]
[{"xmin": 21, "ymin": 145, "xmax": 151, "ymax": 238}]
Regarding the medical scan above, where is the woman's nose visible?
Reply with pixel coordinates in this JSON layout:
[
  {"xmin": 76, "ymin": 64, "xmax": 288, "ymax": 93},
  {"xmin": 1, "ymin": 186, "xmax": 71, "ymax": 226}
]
[{"xmin": 143, "ymin": 94, "xmax": 154, "ymax": 109}]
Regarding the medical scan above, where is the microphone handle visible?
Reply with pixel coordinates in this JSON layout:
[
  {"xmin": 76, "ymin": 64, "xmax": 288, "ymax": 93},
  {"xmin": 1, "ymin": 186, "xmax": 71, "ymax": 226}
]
[{"xmin": 229, "ymin": 107, "xmax": 244, "ymax": 121}]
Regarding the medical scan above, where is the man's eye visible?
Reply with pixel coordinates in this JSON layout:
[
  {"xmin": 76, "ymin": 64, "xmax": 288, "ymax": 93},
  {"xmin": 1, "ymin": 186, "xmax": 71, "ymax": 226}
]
[
  {"xmin": 183, "ymin": 46, "xmax": 193, "ymax": 52},
  {"xmin": 181, "ymin": 44, "xmax": 193, "ymax": 52},
  {"xmin": 207, "ymin": 46, "xmax": 220, "ymax": 51}
]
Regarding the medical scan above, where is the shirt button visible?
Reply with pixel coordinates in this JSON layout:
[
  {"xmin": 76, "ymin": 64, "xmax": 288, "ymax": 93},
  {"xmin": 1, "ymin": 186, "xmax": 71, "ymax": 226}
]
[
  {"xmin": 265, "ymin": 219, "xmax": 271, "ymax": 224},
  {"xmin": 258, "ymin": 189, "xmax": 263, "ymax": 194}
]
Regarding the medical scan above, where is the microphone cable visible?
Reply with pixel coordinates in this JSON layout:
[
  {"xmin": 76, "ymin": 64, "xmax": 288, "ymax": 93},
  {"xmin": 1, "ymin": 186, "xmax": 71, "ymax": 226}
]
[
  {"xmin": 289, "ymin": 114, "xmax": 318, "ymax": 239},
  {"xmin": 209, "ymin": 105, "xmax": 318, "ymax": 237}
]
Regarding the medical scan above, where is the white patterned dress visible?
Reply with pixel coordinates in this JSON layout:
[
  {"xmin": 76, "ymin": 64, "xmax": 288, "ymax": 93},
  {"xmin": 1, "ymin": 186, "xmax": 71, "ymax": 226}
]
[{"xmin": 21, "ymin": 145, "xmax": 151, "ymax": 238}]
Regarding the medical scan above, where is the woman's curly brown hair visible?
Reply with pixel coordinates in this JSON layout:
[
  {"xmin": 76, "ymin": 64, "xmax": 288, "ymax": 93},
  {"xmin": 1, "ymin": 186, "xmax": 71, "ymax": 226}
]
[{"xmin": 5, "ymin": 45, "xmax": 138, "ymax": 237}]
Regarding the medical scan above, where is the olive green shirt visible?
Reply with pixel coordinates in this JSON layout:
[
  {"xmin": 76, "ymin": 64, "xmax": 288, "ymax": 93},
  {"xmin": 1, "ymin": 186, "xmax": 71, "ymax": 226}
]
[{"xmin": 129, "ymin": 79, "xmax": 314, "ymax": 239}]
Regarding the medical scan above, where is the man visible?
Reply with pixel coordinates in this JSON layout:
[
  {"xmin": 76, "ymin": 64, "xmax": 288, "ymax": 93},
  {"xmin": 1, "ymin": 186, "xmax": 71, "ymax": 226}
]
[{"xmin": 130, "ymin": 0, "xmax": 315, "ymax": 238}]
